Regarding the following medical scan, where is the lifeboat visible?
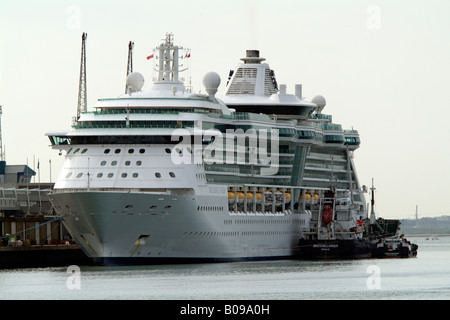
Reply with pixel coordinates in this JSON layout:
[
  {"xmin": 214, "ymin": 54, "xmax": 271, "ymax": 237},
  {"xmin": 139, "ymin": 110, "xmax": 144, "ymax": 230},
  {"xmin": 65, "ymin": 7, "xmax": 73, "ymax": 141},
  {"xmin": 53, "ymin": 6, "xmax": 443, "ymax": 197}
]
[
  {"xmin": 228, "ymin": 191, "xmax": 235, "ymax": 204},
  {"xmin": 322, "ymin": 203, "xmax": 333, "ymax": 225},
  {"xmin": 300, "ymin": 193, "xmax": 312, "ymax": 201},
  {"xmin": 246, "ymin": 192, "xmax": 254, "ymax": 202},
  {"xmin": 264, "ymin": 189, "xmax": 273, "ymax": 202},
  {"xmin": 236, "ymin": 192, "xmax": 245, "ymax": 203},
  {"xmin": 275, "ymin": 190, "xmax": 283, "ymax": 203},
  {"xmin": 284, "ymin": 192, "xmax": 292, "ymax": 203},
  {"xmin": 255, "ymin": 192, "xmax": 263, "ymax": 203}
]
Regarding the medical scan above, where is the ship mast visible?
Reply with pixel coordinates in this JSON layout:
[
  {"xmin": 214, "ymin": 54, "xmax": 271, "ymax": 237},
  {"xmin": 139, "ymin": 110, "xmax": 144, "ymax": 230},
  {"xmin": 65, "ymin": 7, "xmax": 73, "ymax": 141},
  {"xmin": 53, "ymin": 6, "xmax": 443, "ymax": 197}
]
[
  {"xmin": 369, "ymin": 178, "xmax": 376, "ymax": 223},
  {"xmin": 154, "ymin": 33, "xmax": 188, "ymax": 84}
]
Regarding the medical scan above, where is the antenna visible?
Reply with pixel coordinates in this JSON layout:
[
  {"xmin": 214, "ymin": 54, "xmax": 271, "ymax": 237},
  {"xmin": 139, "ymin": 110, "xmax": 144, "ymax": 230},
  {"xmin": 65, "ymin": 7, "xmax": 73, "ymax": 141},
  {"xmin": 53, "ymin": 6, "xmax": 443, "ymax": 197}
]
[
  {"xmin": 77, "ymin": 32, "xmax": 87, "ymax": 119},
  {"xmin": 125, "ymin": 41, "xmax": 134, "ymax": 93}
]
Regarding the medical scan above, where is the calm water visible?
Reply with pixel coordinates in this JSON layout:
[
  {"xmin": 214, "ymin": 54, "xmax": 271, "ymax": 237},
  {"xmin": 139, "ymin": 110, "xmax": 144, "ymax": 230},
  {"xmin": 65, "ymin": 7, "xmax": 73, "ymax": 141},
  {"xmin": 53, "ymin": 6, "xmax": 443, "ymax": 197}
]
[{"xmin": 1, "ymin": 237, "xmax": 449, "ymax": 300}]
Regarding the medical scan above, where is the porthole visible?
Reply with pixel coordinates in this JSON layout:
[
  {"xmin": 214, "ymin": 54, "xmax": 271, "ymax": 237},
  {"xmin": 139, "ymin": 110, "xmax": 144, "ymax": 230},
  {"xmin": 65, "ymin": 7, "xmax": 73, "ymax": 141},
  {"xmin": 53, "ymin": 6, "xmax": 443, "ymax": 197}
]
[
  {"xmin": 139, "ymin": 148, "xmax": 145, "ymax": 154},
  {"xmin": 65, "ymin": 172, "xmax": 72, "ymax": 179},
  {"xmin": 81, "ymin": 148, "xmax": 88, "ymax": 154},
  {"xmin": 149, "ymin": 205, "xmax": 157, "ymax": 211},
  {"xmin": 73, "ymin": 148, "xmax": 80, "ymax": 154},
  {"xmin": 165, "ymin": 148, "xmax": 171, "ymax": 154},
  {"xmin": 128, "ymin": 149, "xmax": 134, "ymax": 154},
  {"xmin": 107, "ymin": 173, "xmax": 114, "ymax": 178},
  {"xmin": 155, "ymin": 172, "xmax": 161, "ymax": 178},
  {"xmin": 125, "ymin": 161, "xmax": 131, "ymax": 166},
  {"xmin": 132, "ymin": 173, "xmax": 138, "ymax": 178},
  {"xmin": 125, "ymin": 205, "xmax": 133, "ymax": 209},
  {"xmin": 136, "ymin": 161, "xmax": 142, "ymax": 166},
  {"xmin": 76, "ymin": 172, "xmax": 83, "ymax": 178},
  {"xmin": 169, "ymin": 172, "xmax": 176, "ymax": 178},
  {"xmin": 100, "ymin": 161, "xmax": 107, "ymax": 166},
  {"xmin": 104, "ymin": 149, "xmax": 110, "ymax": 154},
  {"xmin": 111, "ymin": 160, "xmax": 117, "ymax": 166},
  {"xmin": 115, "ymin": 149, "xmax": 121, "ymax": 154},
  {"xmin": 121, "ymin": 173, "xmax": 128, "ymax": 178},
  {"xmin": 97, "ymin": 173, "xmax": 103, "ymax": 178}
]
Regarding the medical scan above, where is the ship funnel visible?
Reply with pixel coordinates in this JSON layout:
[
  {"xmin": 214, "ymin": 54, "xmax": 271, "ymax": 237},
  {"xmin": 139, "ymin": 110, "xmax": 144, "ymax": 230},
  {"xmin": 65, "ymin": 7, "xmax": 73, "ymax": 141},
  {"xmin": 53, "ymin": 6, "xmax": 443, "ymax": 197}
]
[
  {"xmin": 295, "ymin": 84, "xmax": 302, "ymax": 99},
  {"xmin": 241, "ymin": 50, "xmax": 266, "ymax": 64}
]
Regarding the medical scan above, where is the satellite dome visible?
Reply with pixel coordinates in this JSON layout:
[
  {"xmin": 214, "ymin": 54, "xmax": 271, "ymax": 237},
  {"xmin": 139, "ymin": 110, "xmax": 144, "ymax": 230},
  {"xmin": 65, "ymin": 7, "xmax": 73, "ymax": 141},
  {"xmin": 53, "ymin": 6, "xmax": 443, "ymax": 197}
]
[
  {"xmin": 126, "ymin": 72, "xmax": 145, "ymax": 93},
  {"xmin": 311, "ymin": 95, "xmax": 326, "ymax": 108},
  {"xmin": 202, "ymin": 72, "xmax": 221, "ymax": 96}
]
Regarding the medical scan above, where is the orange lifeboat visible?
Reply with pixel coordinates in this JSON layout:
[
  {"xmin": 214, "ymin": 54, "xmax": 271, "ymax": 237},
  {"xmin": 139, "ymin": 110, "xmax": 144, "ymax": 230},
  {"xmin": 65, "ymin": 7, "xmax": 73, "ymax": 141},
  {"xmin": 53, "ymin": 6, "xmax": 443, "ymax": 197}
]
[{"xmin": 322, "ymin": 204, "xmax": 333, "ymax": 225}]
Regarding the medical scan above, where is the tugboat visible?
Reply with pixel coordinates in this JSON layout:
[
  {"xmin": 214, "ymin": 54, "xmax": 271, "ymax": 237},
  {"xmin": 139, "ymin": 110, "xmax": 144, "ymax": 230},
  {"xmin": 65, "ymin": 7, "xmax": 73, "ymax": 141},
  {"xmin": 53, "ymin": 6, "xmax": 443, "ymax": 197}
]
[
  {"xmin": 297, "ymin": 187, "xmax": 374, "ymax": 259},
  {"xmin": 298, "ymin": 179, "xmax": 418, "ymax": 259},
  {"xmin": 373, "ymin": 237, "xmax": 418, "ymax": 258}
]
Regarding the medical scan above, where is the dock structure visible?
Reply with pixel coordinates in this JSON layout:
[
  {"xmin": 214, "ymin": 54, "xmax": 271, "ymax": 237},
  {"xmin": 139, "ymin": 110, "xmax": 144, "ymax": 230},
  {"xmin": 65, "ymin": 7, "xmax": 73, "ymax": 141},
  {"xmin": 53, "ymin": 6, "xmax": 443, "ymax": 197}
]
[{"xmin": 0, "ymin": 179, "xmax": 90, "ymax": 268}]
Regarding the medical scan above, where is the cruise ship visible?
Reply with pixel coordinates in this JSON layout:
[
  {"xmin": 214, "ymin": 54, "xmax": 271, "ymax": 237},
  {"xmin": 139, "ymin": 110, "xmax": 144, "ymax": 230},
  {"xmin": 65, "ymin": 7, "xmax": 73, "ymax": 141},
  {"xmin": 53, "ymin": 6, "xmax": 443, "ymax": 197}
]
[{"xmin": 46, "ymin": 34, "xmax": 367, "ymax": 264}]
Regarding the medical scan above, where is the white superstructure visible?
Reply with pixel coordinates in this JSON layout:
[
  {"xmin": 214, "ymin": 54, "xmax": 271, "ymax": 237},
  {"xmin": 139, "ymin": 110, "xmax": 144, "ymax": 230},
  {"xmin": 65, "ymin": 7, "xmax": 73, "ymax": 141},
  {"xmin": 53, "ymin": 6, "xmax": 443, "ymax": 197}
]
[{"xmin": 46, "ymin": 34, "xmax": 367, "ymax": 264}]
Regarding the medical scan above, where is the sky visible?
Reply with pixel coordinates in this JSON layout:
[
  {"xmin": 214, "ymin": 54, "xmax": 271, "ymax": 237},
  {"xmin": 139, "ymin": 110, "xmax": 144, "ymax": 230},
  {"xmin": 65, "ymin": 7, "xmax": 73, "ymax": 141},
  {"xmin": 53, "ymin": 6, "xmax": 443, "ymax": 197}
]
[{"xmin": 1, "ymin": 0, "xmax": 450, "ymax": 219}]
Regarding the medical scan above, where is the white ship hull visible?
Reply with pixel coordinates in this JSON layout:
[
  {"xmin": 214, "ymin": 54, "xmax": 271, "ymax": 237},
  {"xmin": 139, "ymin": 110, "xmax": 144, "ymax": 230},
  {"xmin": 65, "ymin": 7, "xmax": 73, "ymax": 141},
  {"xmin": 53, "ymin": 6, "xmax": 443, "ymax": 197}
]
[{"xmin": 49, "ymin": 191, "xmax": 307, "ymax": 264}]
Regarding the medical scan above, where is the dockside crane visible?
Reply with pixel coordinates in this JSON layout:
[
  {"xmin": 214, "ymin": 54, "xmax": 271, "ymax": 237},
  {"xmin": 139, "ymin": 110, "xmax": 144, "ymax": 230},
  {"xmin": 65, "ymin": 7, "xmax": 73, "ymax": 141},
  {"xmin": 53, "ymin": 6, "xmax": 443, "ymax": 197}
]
[
  {"xmin": 77, "ymin": 32, "xmax": 87, "ymax": 120},
  {"xmin": 125, "ymin": 41, "xmax": 134, "ymax": 93}
]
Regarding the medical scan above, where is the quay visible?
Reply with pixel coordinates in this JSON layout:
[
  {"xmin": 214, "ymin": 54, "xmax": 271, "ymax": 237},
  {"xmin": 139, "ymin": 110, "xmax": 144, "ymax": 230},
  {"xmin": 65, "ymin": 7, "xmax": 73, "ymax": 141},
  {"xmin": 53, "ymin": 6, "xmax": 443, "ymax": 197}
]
[
  {"xmin": 0, "ymin": 244, "xmax": 91, "ymax": 269},
  {"xmin": 0, "ymin": 162, "xmax": 90, "ymax": 268}
]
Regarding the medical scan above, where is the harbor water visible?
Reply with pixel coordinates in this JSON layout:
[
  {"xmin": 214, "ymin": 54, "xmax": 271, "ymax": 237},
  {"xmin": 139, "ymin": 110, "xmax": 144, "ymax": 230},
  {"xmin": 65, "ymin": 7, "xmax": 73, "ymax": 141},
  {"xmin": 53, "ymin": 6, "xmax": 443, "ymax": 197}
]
[{"xmin": 0, "ymin": 237, "xmax": 448, "ymax": 300}]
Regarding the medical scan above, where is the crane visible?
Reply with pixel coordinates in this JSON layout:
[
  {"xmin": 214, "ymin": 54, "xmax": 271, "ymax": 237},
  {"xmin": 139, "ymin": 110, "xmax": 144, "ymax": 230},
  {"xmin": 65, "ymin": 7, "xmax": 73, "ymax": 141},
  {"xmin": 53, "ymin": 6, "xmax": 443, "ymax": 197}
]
[{"xmin": 77, "ymin": 32, "xmax": 87, "ymax": 119}]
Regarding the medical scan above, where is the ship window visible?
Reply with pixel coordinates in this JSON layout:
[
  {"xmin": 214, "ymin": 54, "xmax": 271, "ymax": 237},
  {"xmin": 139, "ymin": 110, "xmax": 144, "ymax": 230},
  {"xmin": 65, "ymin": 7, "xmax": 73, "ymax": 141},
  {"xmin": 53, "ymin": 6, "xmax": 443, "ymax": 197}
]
[
  {"xmin": 65, "ymin": 172, "xmax": 72, "ymax": 179},
  {"xmin": 107, "ymin": 173, "xmax": 114, "ymax": 178},
  {"xmin": 165, "ymin": 148, "xmax": 171, "ymax": 154},
  {"xmin": 132, "ymin": 173, "xmax": 139, "ymax": 178},
  {"xmin": 128, "ymin": 149, "xmax": 134, "ymax": 154},
  {"xmin": 104, "ymin": 149, "xmax": 110, "ymax": 154},
  {"xmin": 136, "ymin": 161, "xmax": 142, "ymax": 166},
  {"xmin": 139, "ymin": 148, "xmax": 145, "ymax": 154},
  {"xmin": 121, "ymin": 173, "xmax": 127, "ymax": 178},
  {"xmin": 97, "ymin": 173, "xmax": 103, "ymax": 178},
  {"xmin": 125, "ymin": 161, "xmax": 131, "ymax": 166},
  {"xmin": 100, "ymin": 161, "xmax": 107, "ymax": 166},
  {"xmin": 111, "ymin": 161, "xmax": 117, "ymax": 166},
  {"xmin": 81, "ymin": 148, "xmax": 88, "ymax": 154},
  {"xmin": 149, "ymin": 205, "xmax": 157, "ymax": 210},
  {"xmin": 73, "ymin": 148, "xmax": 80, "ymax": 154},
  {"xmin": 125, "ymin": 205, "xmax": 133, "ymax": 209},
  {"xmin": 155, "ymin": 172, "xmax": 161, "ymax": 178},
  {"xmin": 115, "ymin": 148, "xmax": 121, "ymax": 154},
  {"xmin": 169, "ymin": 172, "xmax": 176, "ymax": 178},
  {"xmin": 76, "ymin": 173, "xmax": 83, "ymax": 178}
]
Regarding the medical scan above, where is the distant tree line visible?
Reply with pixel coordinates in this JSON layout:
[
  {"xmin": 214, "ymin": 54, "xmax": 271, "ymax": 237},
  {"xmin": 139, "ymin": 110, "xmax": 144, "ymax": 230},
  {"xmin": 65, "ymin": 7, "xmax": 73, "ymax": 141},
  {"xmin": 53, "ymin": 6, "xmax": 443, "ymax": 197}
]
[{"xmin": 400, "ymin": 216, "xmax": 450, "ymax": 235}]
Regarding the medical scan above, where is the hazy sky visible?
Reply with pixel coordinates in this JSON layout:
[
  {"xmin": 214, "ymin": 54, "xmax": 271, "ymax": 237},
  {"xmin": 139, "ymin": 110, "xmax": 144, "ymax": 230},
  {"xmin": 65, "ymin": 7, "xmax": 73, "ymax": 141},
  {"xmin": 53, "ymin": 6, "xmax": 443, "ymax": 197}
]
[{"xmin": 1, "ymin": 0, "xmax": 449, "ymax": 219}]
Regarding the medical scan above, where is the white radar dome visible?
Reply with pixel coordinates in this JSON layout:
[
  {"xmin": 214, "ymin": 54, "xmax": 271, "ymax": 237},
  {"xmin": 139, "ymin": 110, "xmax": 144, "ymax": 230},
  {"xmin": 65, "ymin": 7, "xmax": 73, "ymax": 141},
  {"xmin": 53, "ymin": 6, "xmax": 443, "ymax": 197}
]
[
  {"xmin": 311, "ymin": 95, "xmax": 326, "ymax": 109},
  {"xmin": 203, "ymin": 72, "xmax": 221, "ymax": 96},
  {"xmin": 126, "ymin": 72, "xmax": 145, "ymax": 93}
]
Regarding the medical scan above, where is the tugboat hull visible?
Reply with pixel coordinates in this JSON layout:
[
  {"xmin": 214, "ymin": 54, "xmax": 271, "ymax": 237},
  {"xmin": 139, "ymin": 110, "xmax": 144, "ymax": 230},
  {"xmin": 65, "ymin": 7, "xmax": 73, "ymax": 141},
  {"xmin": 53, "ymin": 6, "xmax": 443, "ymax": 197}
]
[{"xmin": 297, "ymin": 239, "xmax": 375, "ymax": 259}]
